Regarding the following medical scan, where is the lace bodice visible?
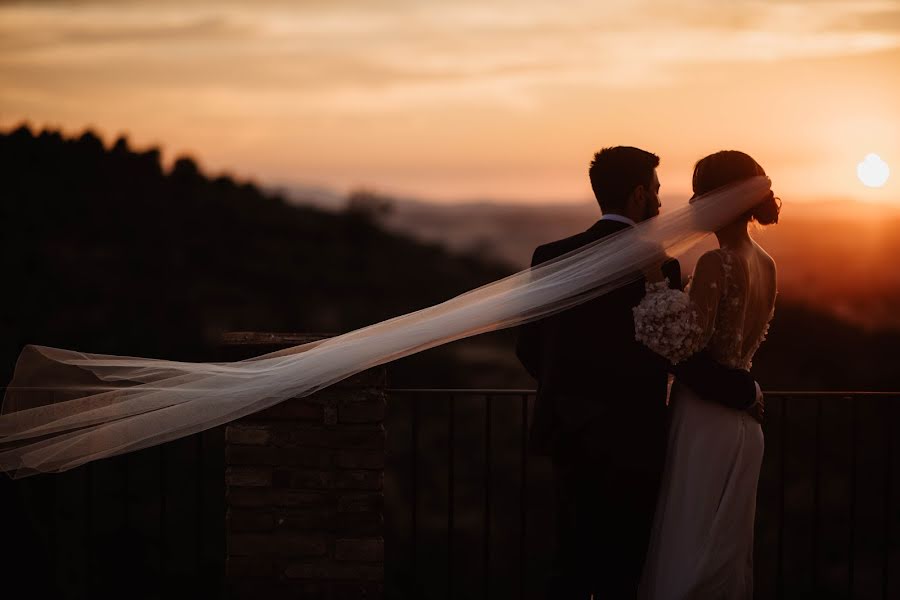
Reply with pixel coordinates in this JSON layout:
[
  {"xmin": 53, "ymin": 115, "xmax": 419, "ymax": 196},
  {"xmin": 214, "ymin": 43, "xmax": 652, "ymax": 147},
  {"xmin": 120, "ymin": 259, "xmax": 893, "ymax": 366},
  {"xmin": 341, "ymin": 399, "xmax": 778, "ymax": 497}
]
[
  {"xmin": 633, "ymin": 246, "xmax": 776, "ymax": 370},
  {"xmin": 691, "ymin": 248, "xmax": 775, "ymax": 370}
]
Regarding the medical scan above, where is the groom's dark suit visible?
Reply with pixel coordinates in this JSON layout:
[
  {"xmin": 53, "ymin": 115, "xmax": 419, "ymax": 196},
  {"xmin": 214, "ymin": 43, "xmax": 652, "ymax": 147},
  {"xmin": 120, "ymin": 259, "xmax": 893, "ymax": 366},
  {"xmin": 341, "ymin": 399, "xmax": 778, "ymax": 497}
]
[{"xmin": 516, "ymin": 218, "xmax": 758, "ymax": 599}]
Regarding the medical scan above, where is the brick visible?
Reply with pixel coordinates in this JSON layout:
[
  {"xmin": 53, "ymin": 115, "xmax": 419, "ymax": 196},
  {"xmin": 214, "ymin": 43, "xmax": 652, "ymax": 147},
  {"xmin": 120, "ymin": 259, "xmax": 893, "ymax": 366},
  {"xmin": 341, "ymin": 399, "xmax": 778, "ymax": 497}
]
[
  {"xmin": 330, "ymin": 368, "xmax": 386, "ymax": 389},
  {"xmin": 284, "ymin": 561, "xmax": 383, "ymax": 581},
  {"xmin": 273, "ymin": 509, "xmax": 381, "ymax": 536},
  {"xmin": 228, "ymin": 488, "xmax": 273, "ymax": 508},
  {"xmin": 304, "ymin": 387, "xmax": 385, "ymax": 406},
  {"xmin": 335, "ymin": 538, "xmax": 384, "ymax": 563},
  {"xmin": 228, "ymin": 446, "xmax": 334, "ymax": 469},
  {"xmin": 338, "ymin": 401, "xmax": 384, "ymax": 424},
  {"xmin": 230, "ymin": 533, "xmax": 327, "ymax": 557},
  {"xmin": 226, "ymin": 578, "xmax": 302, "ymax": 600},
  {"xmin": 228, "ymin": 488, "xmax": 336, "ymax": 510},
  {"xmin": 271, "ymin": 490, "xmax": 333, "ymax": 509},
  {"xmin": 276, "ymin": 425, "xmax": 385, "ymax": 450},
  {"xmin": 254, "ymin": 400, "xmax": 323, "ymax": 422},
  {"xmin": 334, "ymin": 450, "xmax": 383, "ymax": 470},
  {"xmin": 227, "ymin": 556, "xmax": 274, "ymax": 577},
  {"xmin": 333, "ymin": 470, "xmax": 382, "ymax": 491},
  {"xmin": 337, "ymin": 493, "xmax": 383, "ymax": 513},
  {"xmin": 226, "ymin": 466, "xmax": 272, "ymax": 487},
  {"xmin": 332, "ymin": 511, "xmax": 382, "ymax": 536},
  {"xmin": 286, "ymin": 469, "xmax": 332, "ymax": 489},
  {"xmin": 279, "ymin": 447, "xmax": 334, "ymax": 469},
  {"xmin": 226, "ymin": 424, "xmax": 271, "ymax": 445},
  {"xmin": 276, "ymin": 508, "xmax": 334, "ymax": 531},
  {"xmin": 331, "ymin": 582, "xmax": 384, "ymax": 600},
  {"xmin": 228, "ymin": 509, "xmax": 275, "ymax": 532},
  {"xmin": 282, "ymin": 581, "xmax": 330, "ymax": 600},
  {"xmin": 323, "ymin": 400, "xmax": 338, "ymax": 426},
  {"xmin": 226, "ymin": 445, "xmax": 279, "ymax": 466}
]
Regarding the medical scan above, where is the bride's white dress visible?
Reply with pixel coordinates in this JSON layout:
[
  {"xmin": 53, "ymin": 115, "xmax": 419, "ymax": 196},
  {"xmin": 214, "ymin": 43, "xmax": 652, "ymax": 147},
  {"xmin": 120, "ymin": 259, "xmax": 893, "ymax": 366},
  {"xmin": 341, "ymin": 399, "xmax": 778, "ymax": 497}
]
[{"xmin": 639, "ymin": 245, "xmax": 777, "ymax": 600}]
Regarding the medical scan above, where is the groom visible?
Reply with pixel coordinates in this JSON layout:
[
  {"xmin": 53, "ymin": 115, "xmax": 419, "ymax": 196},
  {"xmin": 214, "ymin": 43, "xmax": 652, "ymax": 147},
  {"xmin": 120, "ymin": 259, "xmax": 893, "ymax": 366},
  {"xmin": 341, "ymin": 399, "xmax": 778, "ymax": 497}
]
[{"xmin": 516, "ymin": 146, "xmax": 760, "ymax": 598}]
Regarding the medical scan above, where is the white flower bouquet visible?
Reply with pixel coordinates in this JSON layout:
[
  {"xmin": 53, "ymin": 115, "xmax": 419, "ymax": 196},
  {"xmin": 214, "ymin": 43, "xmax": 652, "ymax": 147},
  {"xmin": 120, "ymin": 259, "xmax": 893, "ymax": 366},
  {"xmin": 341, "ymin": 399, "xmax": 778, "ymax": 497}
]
[{"xmin": 633, "ymin": 281, "xmax": 704, "ymax": 364}]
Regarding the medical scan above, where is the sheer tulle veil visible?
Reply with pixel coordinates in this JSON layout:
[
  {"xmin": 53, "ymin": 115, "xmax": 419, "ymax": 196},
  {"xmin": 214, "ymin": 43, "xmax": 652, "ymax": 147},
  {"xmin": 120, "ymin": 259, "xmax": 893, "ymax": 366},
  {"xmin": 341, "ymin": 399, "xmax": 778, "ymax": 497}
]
[{"xmin": 0, "ymin": 176, "xmax": 772, "ymax": 477}]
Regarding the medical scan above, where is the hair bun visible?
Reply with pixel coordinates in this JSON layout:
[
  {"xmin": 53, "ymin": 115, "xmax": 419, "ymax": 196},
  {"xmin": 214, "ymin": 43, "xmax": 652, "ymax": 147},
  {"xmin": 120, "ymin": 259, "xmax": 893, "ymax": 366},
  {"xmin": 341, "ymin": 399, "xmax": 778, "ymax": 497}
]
[{"xmin": 751, "ymin": 192, "xmax": 781, "ymax": 225}]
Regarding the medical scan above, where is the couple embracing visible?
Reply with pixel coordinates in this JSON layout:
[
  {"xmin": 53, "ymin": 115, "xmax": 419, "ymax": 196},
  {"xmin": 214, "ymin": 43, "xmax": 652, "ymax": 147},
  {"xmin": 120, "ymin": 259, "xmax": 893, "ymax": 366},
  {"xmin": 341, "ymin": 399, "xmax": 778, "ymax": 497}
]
[{"xmin": 517, "ymin": 147, "xmax": 780, "ymax": 599}]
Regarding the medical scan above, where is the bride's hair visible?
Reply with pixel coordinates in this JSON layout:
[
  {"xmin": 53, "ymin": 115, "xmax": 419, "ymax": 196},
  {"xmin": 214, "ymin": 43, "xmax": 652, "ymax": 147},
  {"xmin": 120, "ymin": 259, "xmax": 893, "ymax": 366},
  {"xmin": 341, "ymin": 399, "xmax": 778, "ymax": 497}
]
[{"xmin": 692, "ymin": 150, "xmax": 781, "ymax": 225}]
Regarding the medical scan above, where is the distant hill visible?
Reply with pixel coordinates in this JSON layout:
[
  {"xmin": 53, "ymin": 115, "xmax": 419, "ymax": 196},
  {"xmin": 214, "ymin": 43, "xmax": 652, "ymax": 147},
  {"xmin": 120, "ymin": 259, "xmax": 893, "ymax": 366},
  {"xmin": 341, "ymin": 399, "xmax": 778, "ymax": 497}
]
[
  {"xmin": 0, "ymin": 125, "xmax": 513, "ymax": 388},
  {"xmin": 368, "ymin": 195, "xmax": 900, "ymax": 332}
]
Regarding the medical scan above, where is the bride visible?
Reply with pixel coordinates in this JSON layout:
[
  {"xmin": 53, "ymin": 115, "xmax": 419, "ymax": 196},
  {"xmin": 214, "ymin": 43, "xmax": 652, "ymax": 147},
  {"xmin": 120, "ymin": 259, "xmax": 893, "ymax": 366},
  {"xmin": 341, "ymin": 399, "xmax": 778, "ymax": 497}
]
[{"xmin": 637, "ymin": 151, "xmax": 780, "ymax": 599}]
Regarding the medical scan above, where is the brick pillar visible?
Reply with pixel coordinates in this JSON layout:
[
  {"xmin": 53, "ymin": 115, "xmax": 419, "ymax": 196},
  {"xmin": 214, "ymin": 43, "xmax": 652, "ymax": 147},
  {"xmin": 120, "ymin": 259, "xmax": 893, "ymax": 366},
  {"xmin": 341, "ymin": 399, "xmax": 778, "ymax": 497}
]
[{"xmin": 222, "ymin": 333, "xmax": 385, "ymax": 600}]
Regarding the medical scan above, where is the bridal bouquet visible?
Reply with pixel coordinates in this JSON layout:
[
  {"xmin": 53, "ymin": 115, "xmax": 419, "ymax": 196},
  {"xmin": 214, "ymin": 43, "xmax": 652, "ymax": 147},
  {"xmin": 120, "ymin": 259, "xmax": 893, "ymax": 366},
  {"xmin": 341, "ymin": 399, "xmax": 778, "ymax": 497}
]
[{"xmin": 633, "ymin": 281, "xmax": 704, "ymax": 364}]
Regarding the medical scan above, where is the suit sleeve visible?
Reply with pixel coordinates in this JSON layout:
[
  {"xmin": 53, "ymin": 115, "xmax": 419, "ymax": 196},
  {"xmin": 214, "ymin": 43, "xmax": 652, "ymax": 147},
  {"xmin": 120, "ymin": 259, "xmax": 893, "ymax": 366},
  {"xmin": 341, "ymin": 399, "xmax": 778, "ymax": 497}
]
[
  {"xmin": 671, "ymin": 351, "xmax": 758, "ymax": 410},
  {"xmin": 515, "ymin": 248, "xmax": 545, "ymax": 380}
]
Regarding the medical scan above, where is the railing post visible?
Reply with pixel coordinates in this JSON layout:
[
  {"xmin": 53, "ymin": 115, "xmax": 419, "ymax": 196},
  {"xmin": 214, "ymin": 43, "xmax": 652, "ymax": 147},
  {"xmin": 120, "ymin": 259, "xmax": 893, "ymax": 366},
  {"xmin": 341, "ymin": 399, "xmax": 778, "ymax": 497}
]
[
  {"xmin": 448, "ymin": 392, "xmax": 455, "ymax": 599},
  {"xmin": 520, "ymin": 393, "xmax": 529, "ymax": 600},
  {"xmin": 884, "ymin": 396, "xmax": 895, "ymax": 600},
  {"xmin": 484, "ymin": 394, "xmax": 492, "ymax": 600},
  {"xmin": 849, "ymin": 395, "xmax": 858, "ymax": 598}
]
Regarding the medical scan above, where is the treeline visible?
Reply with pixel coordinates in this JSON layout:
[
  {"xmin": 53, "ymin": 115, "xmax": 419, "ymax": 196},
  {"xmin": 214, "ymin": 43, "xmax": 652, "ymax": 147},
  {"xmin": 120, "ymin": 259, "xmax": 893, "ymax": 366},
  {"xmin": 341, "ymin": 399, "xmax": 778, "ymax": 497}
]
[{"xmin": 0, "ymin": 125, "xmax": 510, "ymax": 388}]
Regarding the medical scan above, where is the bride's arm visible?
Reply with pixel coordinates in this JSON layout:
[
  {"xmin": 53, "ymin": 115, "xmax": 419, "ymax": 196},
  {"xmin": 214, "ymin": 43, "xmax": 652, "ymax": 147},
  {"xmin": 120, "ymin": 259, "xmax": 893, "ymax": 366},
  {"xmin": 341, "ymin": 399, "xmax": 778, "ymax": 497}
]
[
  {"xmin": 685, "ymin": 250, "xmax": 726, "ymax": 348},
  {"xmin": 634, "ymin": 250, "xmax": 759, "ymax": 410},
  {"xmin": 632, "ymin": 250, "xmax": 723, "ymax": 364}
]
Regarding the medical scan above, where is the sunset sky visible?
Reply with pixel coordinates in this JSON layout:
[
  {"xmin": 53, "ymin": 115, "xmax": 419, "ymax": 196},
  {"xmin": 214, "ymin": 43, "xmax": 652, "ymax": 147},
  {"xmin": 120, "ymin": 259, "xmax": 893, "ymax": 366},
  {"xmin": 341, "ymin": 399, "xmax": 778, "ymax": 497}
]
[{"xmin": 2, "ymin": 0, "xmax": 899, "ymax": 204}]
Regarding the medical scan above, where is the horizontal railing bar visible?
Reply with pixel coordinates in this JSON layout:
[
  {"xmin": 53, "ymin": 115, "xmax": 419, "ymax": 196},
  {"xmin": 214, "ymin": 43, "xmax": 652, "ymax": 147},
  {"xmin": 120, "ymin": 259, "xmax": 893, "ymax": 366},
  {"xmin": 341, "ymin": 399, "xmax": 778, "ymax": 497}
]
[
  {"xmin": 387, "ymin": 389, "xmax": 537, "ymax": 395},
  {"xmin": 387, "ymin": 389, "xmax": 900, "ymax": 397}
]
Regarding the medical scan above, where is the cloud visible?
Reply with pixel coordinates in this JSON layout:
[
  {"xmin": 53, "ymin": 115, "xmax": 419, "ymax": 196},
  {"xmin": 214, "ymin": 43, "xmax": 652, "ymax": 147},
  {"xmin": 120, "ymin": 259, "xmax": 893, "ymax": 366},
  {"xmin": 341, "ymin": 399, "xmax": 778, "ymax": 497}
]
[{"xmin": 1, "ymin": 1, "xmax": 898, "ymax": 126}]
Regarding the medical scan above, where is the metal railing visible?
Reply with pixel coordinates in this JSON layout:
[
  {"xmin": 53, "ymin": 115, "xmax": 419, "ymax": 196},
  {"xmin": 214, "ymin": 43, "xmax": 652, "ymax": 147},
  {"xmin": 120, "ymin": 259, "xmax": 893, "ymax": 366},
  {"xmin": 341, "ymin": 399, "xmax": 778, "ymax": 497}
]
[{"xmin": 386, "ymin": 390, "xmax": 898, "ymax": 600}]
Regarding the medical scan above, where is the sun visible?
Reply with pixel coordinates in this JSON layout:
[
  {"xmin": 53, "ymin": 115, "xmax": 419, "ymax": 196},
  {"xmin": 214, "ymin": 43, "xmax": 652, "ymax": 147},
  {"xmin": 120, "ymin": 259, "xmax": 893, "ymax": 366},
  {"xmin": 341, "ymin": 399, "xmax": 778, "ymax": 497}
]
[{"xmin": 857, "ymin": 154, "xmax": 890, "ymax": 188}]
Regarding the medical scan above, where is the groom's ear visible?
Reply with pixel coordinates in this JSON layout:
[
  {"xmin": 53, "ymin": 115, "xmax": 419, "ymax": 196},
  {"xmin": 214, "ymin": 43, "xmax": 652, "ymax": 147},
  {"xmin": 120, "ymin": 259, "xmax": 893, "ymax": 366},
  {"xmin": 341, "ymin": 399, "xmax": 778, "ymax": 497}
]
[{"xmin": 623, "ymin": 184, "xmax": 644, "ymax": 216}]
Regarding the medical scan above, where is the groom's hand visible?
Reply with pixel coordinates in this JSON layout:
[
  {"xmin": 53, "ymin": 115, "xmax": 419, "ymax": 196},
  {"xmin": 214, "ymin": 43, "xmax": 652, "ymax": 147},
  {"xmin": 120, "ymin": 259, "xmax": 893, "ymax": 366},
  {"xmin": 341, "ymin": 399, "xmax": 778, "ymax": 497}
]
[{"xmin": 747, "ymin": 390, "xmax": 765, "ymax": 424}]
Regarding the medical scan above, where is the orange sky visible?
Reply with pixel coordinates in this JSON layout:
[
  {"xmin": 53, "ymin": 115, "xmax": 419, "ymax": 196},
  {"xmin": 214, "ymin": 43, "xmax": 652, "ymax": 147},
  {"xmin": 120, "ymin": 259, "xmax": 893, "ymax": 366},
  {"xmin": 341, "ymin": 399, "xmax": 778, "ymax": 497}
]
[{"xmin": 2, "ymin": 0, "xmax": 899, "ymax": 204}]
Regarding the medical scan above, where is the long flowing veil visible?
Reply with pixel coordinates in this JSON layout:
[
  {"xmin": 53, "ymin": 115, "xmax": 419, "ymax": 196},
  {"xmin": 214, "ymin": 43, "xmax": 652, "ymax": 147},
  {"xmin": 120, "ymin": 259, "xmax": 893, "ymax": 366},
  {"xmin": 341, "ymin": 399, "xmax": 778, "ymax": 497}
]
[{"xmin": 0, "ymin": 176, "xmax": 772, "ymax": 477}]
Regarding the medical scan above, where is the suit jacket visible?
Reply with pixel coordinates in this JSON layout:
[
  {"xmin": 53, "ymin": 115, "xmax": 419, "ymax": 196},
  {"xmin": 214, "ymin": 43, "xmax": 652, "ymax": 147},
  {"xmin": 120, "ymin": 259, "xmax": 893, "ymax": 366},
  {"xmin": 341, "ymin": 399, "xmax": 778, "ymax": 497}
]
[{"xmin": 516, "ymin": 219, "xmax": 758, "ymax": 461}]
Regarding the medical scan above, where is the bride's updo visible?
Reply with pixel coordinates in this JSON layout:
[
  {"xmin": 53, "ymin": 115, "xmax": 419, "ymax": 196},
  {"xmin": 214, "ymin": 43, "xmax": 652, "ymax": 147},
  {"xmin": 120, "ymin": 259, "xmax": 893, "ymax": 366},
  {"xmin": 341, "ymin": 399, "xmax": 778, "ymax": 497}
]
[{"xmin": 692, "ymin": 150, "xmax": 781, "ymax": 225}]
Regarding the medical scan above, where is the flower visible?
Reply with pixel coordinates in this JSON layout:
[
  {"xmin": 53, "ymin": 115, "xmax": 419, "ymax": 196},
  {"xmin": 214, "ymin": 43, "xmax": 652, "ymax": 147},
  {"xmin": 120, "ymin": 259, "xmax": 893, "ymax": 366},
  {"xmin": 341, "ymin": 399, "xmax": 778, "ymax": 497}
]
[{"xmin": 633, "ymin": 283, "xmax": 704, "ymax": 364}]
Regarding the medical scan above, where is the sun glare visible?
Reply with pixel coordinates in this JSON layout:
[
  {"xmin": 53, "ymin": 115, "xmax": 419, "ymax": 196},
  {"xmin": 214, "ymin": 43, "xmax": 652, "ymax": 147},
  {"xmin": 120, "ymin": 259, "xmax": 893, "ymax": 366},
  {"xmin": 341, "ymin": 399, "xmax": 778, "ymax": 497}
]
[{"xmin": 857, "ymin": 154, "xmax": 890, "ymax": 189}]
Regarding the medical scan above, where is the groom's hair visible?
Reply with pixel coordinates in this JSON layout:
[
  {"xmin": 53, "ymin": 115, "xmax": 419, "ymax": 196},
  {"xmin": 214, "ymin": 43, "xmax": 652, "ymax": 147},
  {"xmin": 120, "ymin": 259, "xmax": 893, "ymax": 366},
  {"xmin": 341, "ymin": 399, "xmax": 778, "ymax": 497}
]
[{"xmin": 589, "ymin": 146, "xmax": 659, "ymax": 213}]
